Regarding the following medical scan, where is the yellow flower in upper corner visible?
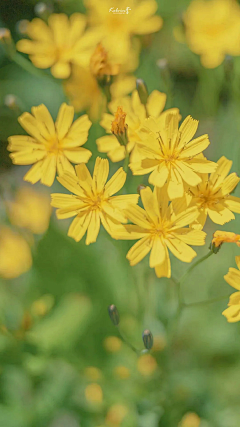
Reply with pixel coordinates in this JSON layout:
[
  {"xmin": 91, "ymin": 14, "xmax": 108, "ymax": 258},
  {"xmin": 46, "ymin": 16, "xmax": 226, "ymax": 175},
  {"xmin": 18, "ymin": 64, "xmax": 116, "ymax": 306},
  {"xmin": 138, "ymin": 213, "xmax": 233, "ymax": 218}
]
[
  {"xmin": 212, "ymin": 230, "xmax": 240, "ymax": 249},
  {"xmin": 16, "ymin": 13, "xmax": 99, "ymax": 79},
  {"xmin": 8, "ymin": 103, "xmax": 92, "ymax": 187},
  {"xmin": 51, "ymin": 157, "xmax": 139, "ymax": 244},
  {"xmin": 184, "ymin": 0, "xmax": 240, "ymax": 68},
  {"xmin": 113, "ymin": 186, "xmax": 206, "ymax": 278},
  {"xmin": 188, "ymin": 156, "xmax": 240, "ymax": 228},
  {"xmin": 222, "ymin": 256, "xmax": 240, "ymax": 322},
  {"xmin": 7, "ymin": 187, "xmax": 52, "ymax": 234},
  {"xmin": 129, "ymin": 113, "xmax": 216, "ymax": 199},
  {"xmin": 97, "ymin": 89, "xmax": 179, "ymax": 162},
  {"xmin": 85, "ymin": 0, "xmax": 163, "ymax": 64},
  {"xmin": 0, "ymin": 227, "xmax": 32, "ymax": 279}
]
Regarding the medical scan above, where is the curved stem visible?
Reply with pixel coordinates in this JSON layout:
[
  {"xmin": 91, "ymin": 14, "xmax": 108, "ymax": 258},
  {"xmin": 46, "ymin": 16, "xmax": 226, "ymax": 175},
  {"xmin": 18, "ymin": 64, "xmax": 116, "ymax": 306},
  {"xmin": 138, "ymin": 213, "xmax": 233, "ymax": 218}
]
[
  {"xmin": 184, "ymin": 294, "xmax": 231, "ymax": 308},
  {"xmin": 178, "ymin": 250, "xmax": 214, "ymax": 290}
]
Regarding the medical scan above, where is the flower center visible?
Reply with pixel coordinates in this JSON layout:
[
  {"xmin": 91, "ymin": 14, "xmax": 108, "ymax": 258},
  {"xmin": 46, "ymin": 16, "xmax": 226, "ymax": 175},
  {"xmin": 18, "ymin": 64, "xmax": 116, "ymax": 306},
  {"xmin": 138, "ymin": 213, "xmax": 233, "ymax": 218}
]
[
  {"xmin": 151, "ymin": 220, "xmax": 170, "ymax": 239},
  {"xmin": 45, "ymin": 136, "xmax": 61, "ymax": 155},
  {"xmin": 194, "ymin": 185, "xmax": 223, "ymax": 208}
]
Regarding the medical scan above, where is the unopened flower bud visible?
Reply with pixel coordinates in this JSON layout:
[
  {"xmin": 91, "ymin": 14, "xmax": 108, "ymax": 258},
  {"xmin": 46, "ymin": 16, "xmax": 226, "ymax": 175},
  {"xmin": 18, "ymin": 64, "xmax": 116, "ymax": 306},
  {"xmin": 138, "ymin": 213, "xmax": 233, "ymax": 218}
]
[
  {"xmin": 156, "ymin": 58, "xmax": 168, "ymax": 70},
  {"xmin": 136, "ymin": 79, "xmax": 148, "ymax": 106},
  {"xmin": 34, "ymin": 2, "xmax": 53, "ymax": 17},
  {"xmin": 108, "ymin": 304, "xmax": 120, "ymax": 326},
  {"xmin": 137, "ymin": 184, "xmax": 146, "ymax": 195},
  {"xmin": 142, "ymin": 329, "xmax": 154, "ymax": 350},
  {"xmin": 111, "ymin": 106, "xmax": 128, "ymax": 146},
  {"xmin": 0, "ymin": 28, "xmax": 12, "ymax": 45},
  {"xmin": 16, "ymin": 20, "xmax": 29, "ymax": 35},
  {"xmin": 4, "ymin": 94, "xmax": 17, "ymax": 109}
]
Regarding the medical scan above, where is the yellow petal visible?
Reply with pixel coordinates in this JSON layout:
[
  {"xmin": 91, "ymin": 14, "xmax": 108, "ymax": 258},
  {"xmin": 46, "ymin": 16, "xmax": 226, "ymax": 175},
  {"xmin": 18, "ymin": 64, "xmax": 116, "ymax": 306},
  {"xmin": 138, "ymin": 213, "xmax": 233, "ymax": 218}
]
[
  {"xmin": 111, "ymin": 224, "xmax": 147, "ymax": 240},
  {"xmin": 75, "ymin": 163, "xmax": 93, "ymax": 194},
  {"xmin": 187, "ymin": 158, "xmax": 217, "ymax": 173},
  {"xmin": 222, "ymin": 305, "xmax": 240, "ymax": 323},
  {"xmin": 85, "ymin": 211, "xmax": 101, "ymax": 245},
  {"xmin": 148, "ymin": 163, "xmax": 169, "ymax": 187},
  {"xmin": 63, "ymin": 147, "xmax": 92, "ymax": 164},
  {"xmin": 224, "ymin": 196, "xmax": 240, "ymax": 213},
  {"xmin": 56, "ymin": 154, "xmax": 75, "ymax": 176},
  {"xmin": 154, "ymin": 247, "xmax": 171, "ymax": 278},
  {"xmin": 10, "ymin": 149, "xmax": 46, "ymax": 165},
  {"xmin": 51, "ymin": 62, "xmax": 71, "ymax": 79},
  {"xmin": 221, "ymin": 174, "xmax": 240, "ymax": 195},
  {"xmin": 56, "ymin": 103, "xmax": 74, "ymax": 140},
  {"xmin": 149, "ymin": 238, "xmax": 166, "ymax": 267},
  {"xmin": 127, "ymin": 236, "xmax": 152, "ymax": 266},
  {"xmin": 108, "ymin": 146, "xmax": 126, "ymax": 162},
  {"xmin": 18, "ymin": 112, "xmax": 46, "ymax": 143},
  {"xmin": 104, "ymin": 167, "xmax": 126, "ymax": 197},
  {"xmin": 24, "ymin": 160, "xmax": 44, "ymax": 184},
  {"xmin": 210, "ymin": 156, "xmax": 232, "ymax": 187},
  {"xmin": 96, "ymin": 135, "xmax": 119, "ymax": 153},
  {"xmin": 125, "ymin": 205, "xmax": 152, "ymax": 229},
  {"xmin": 140, "ymin": 186, "xmax": 159, "ymax": 224},
  {"xmin": 235, "ymin": 256, "xmax": 240, "ymax": 270},
  {"xmin": 68, "ymin": 213, "xmax": 91, "ymax": 242},
  {"xmin": 171, "ymin": 206, "xmax": 198, "ymax": 229},
  {"xmin": 93, "ymin": 157, "xmax": 109, "ymax": 193},
  {"xmin": 173, "ymin": 228, "xmax": 206, "ymax": 245},
  {"xmin": 224, "ymin": 268, "xmax": 240, "ymax": 290},
  {"xmin": 207, "ymin": 206, "xmax": 235, "ymax": 225},
  {"xmin": 57, "ymin": 171, "xmax": 84, "ymax": 196},
  {"xmin": 178, "ymin": 115, "xmax": 198, "ymax": 147},
  {"xmin": 166, "ymin": 237, "xmax": 197, "ymax": 262},
  {"xmin": 146, "ymin": 90, "xmax": 166, "ymax": 118},
  {"xmin": 176, "ymin": 162, "xmax": 202, "ymax": 186},
  {"xmin": 40, "ymin": 155, "xmax": 57, "ymax": 186},
  {"xmin": 181, "ymin": 135, "xmax": 210, "ymax": 158},
  {"xmin": 167, "ymin": 168, "xmax": 184, "ymax": 199},
  {"xmin": 31, "ymin": 104, "xmax": 55, "ymax": 137}
]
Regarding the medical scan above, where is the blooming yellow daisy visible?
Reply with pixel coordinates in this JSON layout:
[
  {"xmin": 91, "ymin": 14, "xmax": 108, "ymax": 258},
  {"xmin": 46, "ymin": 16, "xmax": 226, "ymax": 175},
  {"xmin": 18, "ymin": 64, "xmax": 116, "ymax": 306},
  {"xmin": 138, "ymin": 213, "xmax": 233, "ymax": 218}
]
[
  {"xmin": 113, "ymin": 186, "xmax": 206, "ymax": 278},
  {"xmin": 51, "ymin": 157, "xmax": 139, "ymax": 244},
  {"xmin": 8, "ymin": 103, "xmax": 92, "ymax": 187},
  {"xmin": 222, "ymin": 256, "xmax": 240, "ymax": 322},
  {"xmin": 184, "ymin": 0, "xmax": 240, "ymax": 68},
  {"xmin": 0, "ymin": 227, "xmax": 32, "ymax": 279},
  {"xmin": 188, "ymin": 156, "xmax": 240, "ymax": 228},
  {"xmin": 16, "ymin": 13, "xmax": 99, "ymax": 79},
  {"xmin": 129, "ymin": 113, "xmax": 216, "ymax": 199},
  {"xmin": 97, "ymin": 89, "xmax": 179, "ymax": 162},
  {"xmin": 85, "ymin": 0, "xmax": 163, "ymax": 65}
]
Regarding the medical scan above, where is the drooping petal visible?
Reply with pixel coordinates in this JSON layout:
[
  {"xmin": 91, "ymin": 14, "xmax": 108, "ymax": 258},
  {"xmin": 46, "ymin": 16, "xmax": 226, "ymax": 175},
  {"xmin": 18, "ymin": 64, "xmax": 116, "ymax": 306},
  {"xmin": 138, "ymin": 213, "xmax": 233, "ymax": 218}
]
[
  {"xmin": 149, "ymin": 237, "xmax": 166, "ymax": 267},
  {"xmin": 167, "ymin": 168, "xmax": 184, "ymax": 200},
  {"xmin": 224, "ymin": 267, "xmax": 240, "ymax": 290},
  {"xmin": 24, "ymin": 160, "xmax": 44, "ymax": 184},
  {"xmin": 207, "ymin": 206, "xmax": 235, "ymax": 225},
  {"xmin": 155, "ymin": 246, "xmax": 171, "ymax": 278},
  {"xmin": 40, "ymin": 155, "xmax": 57, "ymax": 186},
  {"xmin": 224, "ymin": 196, "xmax": 240, "ymax": 213},
  {"xmin": 166, "ymin": 237, "xmax": 197, "ymax": 262},
  {"xmin": 68, "ymin": 212, "xmax": 91, "ymax": 242},
  {"xmin": 85, "ymin": 210, "xmax": 101, "ymax": 245}
]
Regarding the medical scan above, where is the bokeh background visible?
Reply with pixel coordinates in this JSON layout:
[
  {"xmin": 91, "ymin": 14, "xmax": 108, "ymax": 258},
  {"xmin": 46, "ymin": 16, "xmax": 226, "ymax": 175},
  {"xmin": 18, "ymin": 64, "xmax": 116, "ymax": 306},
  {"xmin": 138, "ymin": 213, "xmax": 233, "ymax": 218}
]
[{"xmin": 0, "ymin": 1, "xmax": 240, "ymax": 426}]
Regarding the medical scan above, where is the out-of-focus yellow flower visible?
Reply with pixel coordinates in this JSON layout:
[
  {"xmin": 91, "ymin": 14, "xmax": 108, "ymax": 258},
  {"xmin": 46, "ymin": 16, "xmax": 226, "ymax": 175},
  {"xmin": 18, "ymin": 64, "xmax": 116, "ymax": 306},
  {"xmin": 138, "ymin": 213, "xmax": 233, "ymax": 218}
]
[
  {"xmin": 187, "ymin": 156, "xmax": 240, "ymax": 228},
  {"xmin": 31, "ymin": 294, "xmax": 54, "ymax": 317},
  {"xmin": 8, "ymin": 103, "xmax": 92, "ymax": 187},
  {"xmin": 114, "ymin": 366, "xmax": 130, "ymax": 379},
  {"xmin": 84, "ymin": 366, "xmax": 102, "ymax": 381},
  {"xmin": 129, "ymin": 113, "xmax": 216, "ymax": 200},
  {"xmin": 223, "ymin": 256, "xmax": 240, "ymax": 322},
  {"xmin": 64, "ymin": 42, "xmax": 136, "ymax": 121},
  {"xmin": 152, "ymin": 335, "xmax": 166, "ymax": 352},
  {"xmin": 97, "ymin": 89, "xmax": 178, "ymax": 162},
  {"xmin": 0, "ymin": 227, "xmax": 32, "ymax": 279},
  {"xmin": 51, "ymin": 157, "xmax": 139, "ymax": 244},
  {"xmin": 212, "ymin": 230, "xmax": 240, "ymax": 248},
  {"xmin": 184, "ymin": 0, "xmax": 240, "ymax": 68},
  {"xmin": 104, "ymin": 336, "xmax": 122, "ymax": 352},
  {"xmin": 137, "ymin": 354, "xmax": 157, "ymax": 376},
  {"xmin": 16, "ymin": 14, "xmax": 99, "ymax": 79},
  {"xmin": 179, "ymin": 412, "xmax": 201, "ymax": 427},
  {"xmin": 8, "ymin": 187, "xmax": 51, "ymax": 234},
  {"xmin": 113, "ymin": 186, "xmax": 206, "ymax": 278},
  {"xmin": 85, "ymin": 383, "xmax": 103, "ymax": 403},
  {"xmin": 85, "ymin": 0, "xmax": 163, "ymax": 65},
  {"xmin": 106, "ymin": 404, "xmax": 129, "ymax": 426}
]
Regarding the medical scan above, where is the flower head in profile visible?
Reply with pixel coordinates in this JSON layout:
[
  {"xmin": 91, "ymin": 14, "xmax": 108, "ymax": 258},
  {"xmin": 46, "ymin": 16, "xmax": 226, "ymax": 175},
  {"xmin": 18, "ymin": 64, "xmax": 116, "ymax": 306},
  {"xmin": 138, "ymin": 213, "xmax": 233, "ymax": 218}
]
[
  {"xmin": 51, "ymin": 157, "xmax": 139, "ymax": 244},
  {"xmin": 187, "ymin": 156, "xmax": 240, "ymax": 228},
  {"xmin": 8, "ymin": 103, "xmax": 92, "ymax": 187},
  {"xmin": 113, "ymin": 186, "xmax": 206, "ymax": 278},
  {"xmin": 0, "ymin": 227, "xmax": 32, "ymax": 279},
  {"xmin": 85, "ymin": 0, "xmax": 163, "ymax": 65},
  {"xmin": 184, "ymin": 0, "xmax": 240, "ymax": 68},
  {"xmin": 130, "ymin": 113, "xmax": 216, "ymax": 199},
  {"xmin": 222, "ymin": 256, "xmax": 240, "ymax": 322},
  {"xmin": 211, "ymin": 230, "xmax": 240, "ymax": 250},
  {"xmin": 90, "ymin": 43, "xmax": 120, "ymax": 80},
  {"xmin": 7, "ymin": 187, "xmax": 52, "ymax": 234},
  {"xmin": 16, "ymin": 13, "xmax": 99, "ymax": 78},
  {"xmin": 97, "ymin": 89, "xmax": 178, "ymax": 162}
]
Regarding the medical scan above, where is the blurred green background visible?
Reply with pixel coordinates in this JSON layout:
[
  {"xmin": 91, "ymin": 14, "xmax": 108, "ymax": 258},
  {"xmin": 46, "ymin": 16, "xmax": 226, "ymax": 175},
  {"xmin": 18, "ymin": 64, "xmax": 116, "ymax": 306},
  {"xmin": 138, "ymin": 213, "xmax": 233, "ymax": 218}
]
[{"xmin": 1, "ymin": 0, "xmax": 240, "ymax": 426}]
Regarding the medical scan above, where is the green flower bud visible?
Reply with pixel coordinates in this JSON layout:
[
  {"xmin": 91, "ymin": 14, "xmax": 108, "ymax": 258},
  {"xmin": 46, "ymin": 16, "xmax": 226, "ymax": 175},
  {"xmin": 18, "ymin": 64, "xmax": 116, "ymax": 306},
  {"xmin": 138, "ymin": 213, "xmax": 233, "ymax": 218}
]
[
  {"xmin": 142, "ymin": 329, "xmax": 154, "ymax": 350},
  {"xmin": 136, "ymin": 79, "xmax": 149, "ymax": 106},
  {"xmin": 108, "ymin": 304, "xmax": 120, "ymax": 326}
]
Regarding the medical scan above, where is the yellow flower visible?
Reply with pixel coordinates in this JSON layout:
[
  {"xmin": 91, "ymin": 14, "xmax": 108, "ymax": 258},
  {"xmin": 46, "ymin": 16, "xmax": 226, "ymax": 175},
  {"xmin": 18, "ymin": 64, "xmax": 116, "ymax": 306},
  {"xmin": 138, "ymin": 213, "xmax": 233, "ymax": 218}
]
[
  {"xmin": 16, "ymin": 13, "xmax": 98, "ymax": 78},
  {"xmin": 51, "ymin": 157, "xmax": 139, "ymax": 244},
  {"xmin": 8, "ymin": 103, "xmax": 92, "ymax": 187},
  {"xmin": 97, "ymin": 89, "xmax": 178, "ymax": 162},
  {"xmin": 212, "ymin": 230, "xmax": 240, "ymax": 248},
  {"xmin": 104, "ymin": 336, "xmax": 122, "ymax": 352},
  {"xmin": 8, "ymin": 187, "xmax": 51, "ymax": 234},
  {"xmin": 188, "ymin": 156, "xmax": 240, "ymax": 228},
  {"xmin": 85, "ymin": 0, "xmax": 163, "ymax": 65},
  {"xmin": 0, "ymin": 227, "xmax": 32, "ymax": 279},
  {"xmin": 222, "ymin": 256, "xmax": 240, "ymax": 322},
  {"xmin": 106, "ymin": 404, "xmax": 129, "ymax": 426},
  {"xmin": 114, "ymin": 366, "xmax": 130, "ymax": 379},
  {"xmin": 64, "ymin": 42, "xmax": 136, "ymax": 121},
  {"xmin": 85, "ymin": 383, "xmax": 103, "ymax": 403},
  {"xmin": 113, "ymin": 186, "xmax": 206, "ymax": 278},
  {"xmin": 184, "ymin": 0, "xmax": 240, "ymax": 68},
  {"xmin": 129, "ymin": 113, "xmax": 216, "ymax": 199},
  {"xmin": 137, "ymin": 354, "xmax": 158, "ymax": 376},
  {"xmin": 179, "ymin": 412, "xmax": 201, "ymax": 427}
]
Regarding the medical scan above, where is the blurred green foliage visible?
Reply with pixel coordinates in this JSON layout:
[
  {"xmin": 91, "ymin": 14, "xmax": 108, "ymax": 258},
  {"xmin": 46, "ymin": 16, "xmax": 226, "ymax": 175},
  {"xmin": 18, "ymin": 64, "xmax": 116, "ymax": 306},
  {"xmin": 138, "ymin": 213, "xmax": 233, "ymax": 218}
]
[{"xmin": 1, "ymin": 0, "xmax": 240, "ymax": 426}]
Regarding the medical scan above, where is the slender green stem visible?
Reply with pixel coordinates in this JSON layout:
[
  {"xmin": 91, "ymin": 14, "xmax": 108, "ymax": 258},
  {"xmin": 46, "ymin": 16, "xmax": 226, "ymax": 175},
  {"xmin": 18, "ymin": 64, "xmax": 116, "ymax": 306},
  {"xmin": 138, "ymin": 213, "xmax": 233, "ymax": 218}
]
[
  {"xmin": 123, "ymin": 151, "xmax": 129, "ymax": 173},
  {"xmin": 116, "ymin": 326, "xmax": 140, "ymax": 355},
  {"xmin": 10, "ymin": 52, "xmax": 58, "ymax": 83},
  {"xmin": 178, "ymin": 250, "xmax": 214, "ymax": 290},
  {"xmin": 184, "ymin": 294, "xmax": 231, "ymax": 308}
]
